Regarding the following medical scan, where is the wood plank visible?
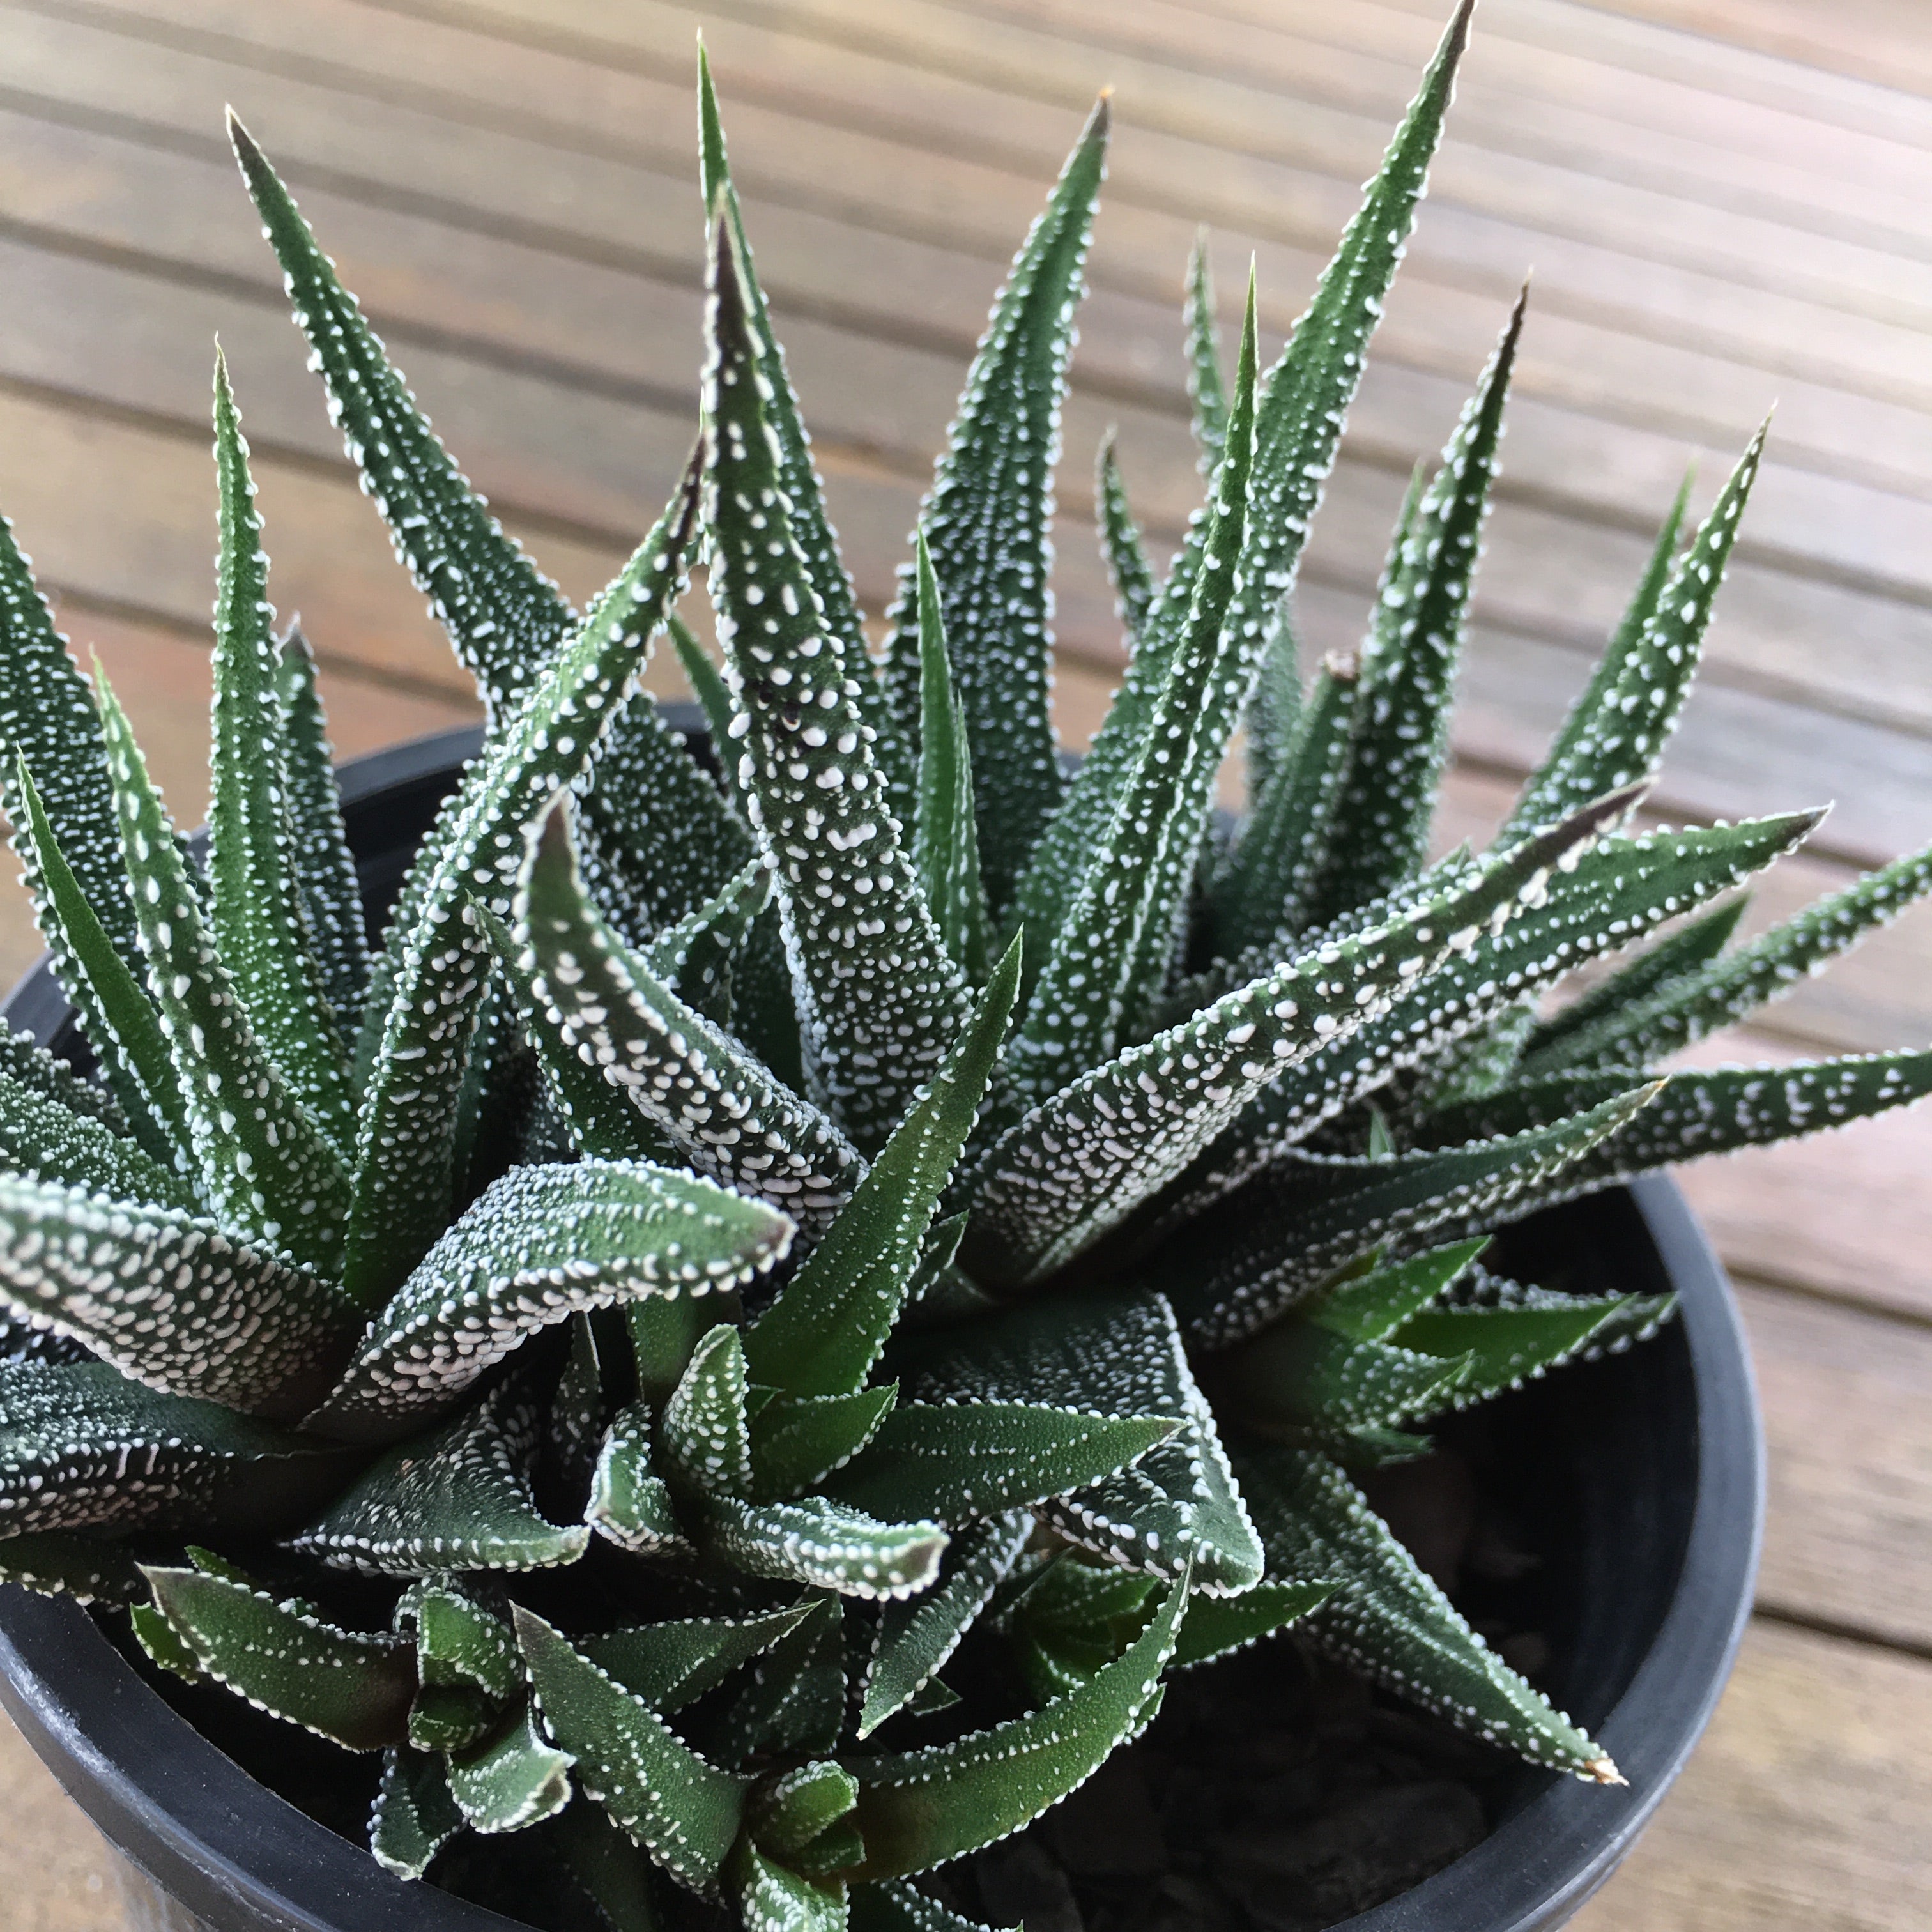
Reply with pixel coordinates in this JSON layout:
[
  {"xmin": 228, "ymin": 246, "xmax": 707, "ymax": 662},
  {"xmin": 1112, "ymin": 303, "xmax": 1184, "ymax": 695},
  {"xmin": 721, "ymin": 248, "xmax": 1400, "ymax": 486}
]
[
  {"xmin": 0, "ymin": 606, "xmax": 482, "ymax": 990},
  {"xmin": 38, "ymin": 0, "xmax": 1932, "ymax": 445},
  {"xmin": 1743, "ymin": 1284, "xmax": 1932, "ymax": 1653},
  {"xmin": 953, "ymin": 0, "xmax": 1932, "ymax": 255},
  {"xmin": 1579, "ymin": 0, "xmax": 1932, "ymax": 100},
  {"xmin": 0, "ymin": 1711, "xmax": 120, "ymax": 1931},
  {"xmin": 15, "ymin": 0, "xmax": 1932, "ymax": 550},
  {"xmin": 10, "ymin": 93, "xmax": 1932, "ymax": 624},
  {"xmin": 1571, "ymin": 1619, "xmax": 1932, "ymax": 1932},
  {"xmin": 10, "ymin": 213, "xmax": 1932, "ymax": 845}
]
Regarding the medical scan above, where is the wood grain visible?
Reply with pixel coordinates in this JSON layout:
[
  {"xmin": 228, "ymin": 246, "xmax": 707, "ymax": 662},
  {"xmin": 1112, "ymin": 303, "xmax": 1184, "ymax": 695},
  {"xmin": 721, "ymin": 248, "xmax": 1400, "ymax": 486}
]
[{"xmin": 1571, "ymin": 1619, "xmax": 1932, "ymax": 1931}]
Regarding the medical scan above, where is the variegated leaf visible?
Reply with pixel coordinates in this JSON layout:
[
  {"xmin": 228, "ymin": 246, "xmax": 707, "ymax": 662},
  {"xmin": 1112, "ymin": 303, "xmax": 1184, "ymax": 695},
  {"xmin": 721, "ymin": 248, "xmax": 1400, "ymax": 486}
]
[
  {"xmin": 305, "ymin": 1159, "xmax": 790, "ymax": 1443},
  {"xmin": 1238, "ymin": 1446, "xmax": 1617, "ymax": 1780},
  {"xmin": 291, "ymin": 1378, "xmax": 590, "ymax": 1576},
  {"xmin": 0, "ymin": 1177, "xmax": 358, "ymax": 1416},
  {"xmin": 705, "ymin": 212, "xmax": 969, "ymax": 1153},
  {"xmin": 879, "ymin": 102, "xmax": 1110, "ymax": 909}
]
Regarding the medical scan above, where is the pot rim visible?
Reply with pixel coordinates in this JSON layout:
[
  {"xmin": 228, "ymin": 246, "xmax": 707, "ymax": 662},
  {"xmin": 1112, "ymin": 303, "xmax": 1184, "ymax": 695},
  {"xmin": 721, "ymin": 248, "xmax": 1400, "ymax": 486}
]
[{"xmin": 0, "ymin": 724, "xmax": 1763, "ymax": 1932}]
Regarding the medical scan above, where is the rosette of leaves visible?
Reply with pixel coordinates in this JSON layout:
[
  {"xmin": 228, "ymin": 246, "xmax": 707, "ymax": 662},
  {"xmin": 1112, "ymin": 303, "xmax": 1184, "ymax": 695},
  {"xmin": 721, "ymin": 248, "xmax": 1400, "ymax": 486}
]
[{"xmin": 4, "ymin": 10, "xmax": 1931, "ymax": 1930}]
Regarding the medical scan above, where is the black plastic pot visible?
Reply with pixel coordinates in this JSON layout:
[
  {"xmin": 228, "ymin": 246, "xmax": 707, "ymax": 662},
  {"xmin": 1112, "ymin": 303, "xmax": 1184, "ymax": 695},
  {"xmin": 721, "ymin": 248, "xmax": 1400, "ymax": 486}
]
[{"xmin": 0, "ymin": 724, "xmax": 1763, "ymax": 1932}]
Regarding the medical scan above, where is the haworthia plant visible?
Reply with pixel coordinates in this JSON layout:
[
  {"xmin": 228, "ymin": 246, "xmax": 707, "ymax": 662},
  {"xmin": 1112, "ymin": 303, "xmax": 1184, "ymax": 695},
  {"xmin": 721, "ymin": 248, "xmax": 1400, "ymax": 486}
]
[{"xmin": 2, "ymin": 15, "xmax": 1926, "ymax": 1923}]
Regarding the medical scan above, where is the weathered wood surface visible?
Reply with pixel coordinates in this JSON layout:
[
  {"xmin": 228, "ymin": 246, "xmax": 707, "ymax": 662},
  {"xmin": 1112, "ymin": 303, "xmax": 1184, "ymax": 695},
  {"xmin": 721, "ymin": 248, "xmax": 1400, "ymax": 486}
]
[{"xmin": 1, "ymin": 0, "xmax": 1929, "ymax": 1925}]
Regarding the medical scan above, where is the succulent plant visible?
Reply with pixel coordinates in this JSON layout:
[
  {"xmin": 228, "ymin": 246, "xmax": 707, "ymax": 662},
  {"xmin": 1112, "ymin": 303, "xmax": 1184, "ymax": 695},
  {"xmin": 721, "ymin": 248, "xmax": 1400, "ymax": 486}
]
[{"xmin": 3, "ymin": 6, "xmax": 1929, "ymax": 1928}]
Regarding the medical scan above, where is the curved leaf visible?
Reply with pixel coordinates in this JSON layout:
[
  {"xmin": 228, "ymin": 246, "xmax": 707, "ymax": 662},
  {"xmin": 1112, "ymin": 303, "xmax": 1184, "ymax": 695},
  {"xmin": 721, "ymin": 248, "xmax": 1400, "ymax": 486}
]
[
  {"xmin": 291, "ymin": 1379, "xmax": 589, "ymax": 1576},
  {"xmin": 838, "ymin": 1560, "xmax": 1190, "ymax": 1880},
  {"xmin": 144, "ymin": 1563, "xmax": 415, "ymax": 1751},
  {"xmin": 0, "ymin": 1066, "xmax": 195, "ymax": 1211},
  {"xmin": 0, "ymin": 1175, "xmax": 358, "ymax": 1416},
  {"xmin": 703, "ymin": 1492, "xmax": 946, "ymax": 1602},
  {"xmin": 307, "ymin": 1159, "xmax": 790, "ymax": 1443},
  {"xmin": 517, "ymin": 1606, "xmax": 749, "ymax": 1896},
  {"xmin": 742, "ymin": 936, "xmax": 1020, "ymax": 1399},
  {"xmin": 448, "ymin": 1698, "xmax": 574, "ymax": 1834},
  {"xmin": 370, "ymin": 1747, "xmax": 463, "ymax": 1880}
]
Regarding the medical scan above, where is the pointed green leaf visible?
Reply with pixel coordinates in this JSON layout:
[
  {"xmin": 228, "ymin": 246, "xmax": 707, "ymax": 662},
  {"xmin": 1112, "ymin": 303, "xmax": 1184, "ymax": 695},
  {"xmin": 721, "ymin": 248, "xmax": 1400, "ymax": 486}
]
[
  {"xmin": 230, "ymin": 115, "xmax": 572, "ymax": 716},
  {"xmin": 733, "ymin": 1842, "xmax": 848, "ymax": 1932},
  {"xmin": 0, "ymin": 1066, "xmax": 195, "ymax": 1211},
  {"xmin": 901, "ymin": 1289, "xmax": 1262, "ymax": 1592},
  {"xmin": 1521, "ymin": 837, "xmax": 1932, "ymax": 1077},
  {"xmin": 0, "ymin": 1177, "xmax": 358, "ymax": 1416},
  {"xmin": 1096, "ymin": 434, "xmax": 1156, "ymax": 645},
  {"xmin": 207, "ymin": 355, "xmax": 357, "ymax": 1150},
  {"xmin": 1305, "ymin": 1241, "xmax": 1487, "ymax": 1343},
  {"xmin": 447, "ymin": 1697, "xmax": 574, "ymax": 1834},
  {"xmin": 96, "ymin": 671, "xmax": 351, "ymax": 1272},
  {"xmin": 553, "ymin": 1797, "xmax": 665, "ymax": 1932},
  {"xmin": 582, "ymin": 1604, "xmax": 816, "ymax": 1713},
  {"xmin": 911, "ymin": 532, "xmax": 992, "ymax": 983},
  {"xmin": 1166, "ymin": 809, "xmax": 1821, "ymax": 1234},
  {"xmin": 852, "ymin": 1884, "xmax": 997, "ymax": 1932},
  {"xmin": 507, "ymin": 806, "xmax": 862, "ymax": 1239},
  {"xmin": 698, "ymin": 51, "xmax": 916, "ymax": 821},
  {"xmin": 401, "ymin": 1575, "xmax": 523, "ymax": 1705},
  {"xmin": 714, "ymin": 1595, "xmax": 846, "ymax": 1767},
  {"xmin": 1445, "ymin": 1050, "xmax": 1932, "ymax": 1223},
  {"xmin": 879, "ymin": 100, "xmax": 1110, "ymax": 909},
  {"xmin": 1213, "ymin": 1319, "xmax": 1469, "ymax": 1436},
  {"xmin": 1183, "ymin": 229, "xmax": 1228, "ymax": 468},
  {"xmin": 0, "ymin": 518, "xmax": 145, "ymax": 985},
  {"xmin": 292, "ymin": 1379, "xmax": 590, "ymax": 1576},
  {"xmin": 838, "ymin": 1561, "xmax": 1189, "ymax": 1881},
  {"xmin": 742, "ymin": 937, "xmax": 1021, "ymax": 1399},
  {"xmin": 705, "ymin": 217, "xmax": 969, "ymax": 1154},
  {"xmin": 274, "ymin": 624, "xmax": 371, "ymax": 1033},
  {"xmin": 962, "ymin": 786, "xmax": 1640, "ymax": 1287},
  {"xmin": 661, "ymin": 1323, "xmax": 755, "ymax": 1499},
  {"xmin": 516, "ymin": 1606, "xmax": 749, "ymax": 1895},
  {"xmin": 370, "ymin": 1747, "xmax": 463, "ymax": 1880},
  {"xmin": 1305, "ymin": 294, "xmax": 1524, "ymax": 923},
  {"xmin": 645, "ymin": 859, "xmax": 772, "ymax": 1029},
  {"xmin": 344, "ymin": 462, "xmax": 701, "ymax": 1309},
  {"xmin": 1390, "ymin": 1292, "xmax": 1646, "ymax": 1411},
  {"xmin": 0, "ymin": 1527, "xmax": 143, "ymax": 1604},
  {"xmin": 1239, "ymin": 1446, "xmax": 1616, "ymax": 1779},
  {"xmin": 1000, "ymin": 287, "xmax": 1260, "ymax": 1116},
  {"xmin": 586, "ymin": 1401, "xmax": 691, "ymax": 1557},
  {"xmin": 749, "ymin": 1384, "xmax": 898, "ymax": 1501},
  {"xmin": 307, "ymin": 1159, "xmax": 790, "ymax": 1443},
  {"xmin": 0, "ymin": 1027, "xmax": 123, "ymax": 1133},
  {"xmin": 13, "ymin": 762, "xmax": 192, "ymax": 1168},
  {"xmin": 1010, "ymin": 0, "xmax": 1472, "ymax": 961},
  {"xmin": 1162, "ymin": 1083, "xmax": 1660, "ymax": 1345},
  {"xmin": 859, "ymin": 1511, "xmax": 1031, "ymax": 1738},
  {"xmin": 824, "ymin": 1400, "xmax": 1177, "ymax": 1527},
  {"xmin": 1242, "ymin": 597, "xmax": 1302, "ymax": 810},
  {"xmin": 703, "ymin": 1492, "xmax": 947, "ymax": 1601},
  {"xmin": 670, "ymin": 613, "xmax": 744, "ymax": 809},
  {"xmin": 1173, "ymin": 1579, "xmax": 1335, "ymax": 1669},
  {"xmin": 1519, "ymin": 896, "xmax": 1746, "ymax": 1063},
  {"xmin": 751, "ymin": 1759, "xmax": 860, "ymax": 1858},
  {"xmin": 1501, "ymin": 431, "xmax": 1764, "ymax": 844},
  {"xmin": 144, "ymin": 1562, "xmax": 415, "ymax": 1750},
  {"xmin": 1213, "ymin": 650, "xmax": 1360, "ymax": 959}
]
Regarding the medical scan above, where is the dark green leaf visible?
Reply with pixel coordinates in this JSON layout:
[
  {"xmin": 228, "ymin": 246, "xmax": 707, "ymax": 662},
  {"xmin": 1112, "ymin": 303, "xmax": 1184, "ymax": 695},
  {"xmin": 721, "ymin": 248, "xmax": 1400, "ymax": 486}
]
[
  {"xmin": 911, "ymin": 531, "xmax": 992, "ymax": 984},
  {"xmin": 838, "ymin": 1561, "xmax": 1190, "ymax": 1880},
  {"xmin": 713, "ymin": 1596, "xmax": 845, "ymax": 1767},
  {"xmin": 879, "ymin": 101, "xmax": 1110, "ymax": 909},
  {"xmin": 144, "ymin": 1563, "xmax": 415, "ymax": 1751},
  {"xmin": 748, "ymin": 1384, "xmax": 898, "ymax": 1501},
  {"xmin": 1095, "ymin": 434, "xmax": 1156, "ymax": 645},
  {"xmin": 307, "ymin": 1160, "xmax": 790, "ymax": 1443},
  {"xmin": 0, "ymin": 1065, "xmax": 195, "ymax": 1211},
  {"xmin": 1172, "ymin": 1579, "xmax": 1335, "ymax": 1669},
  {"xmin": 661, "ymin": 1324, "xmax": 755, "ymax": 1500},
  {"xmin": 370, "ymin": 1747, "xmax": 463, "ymax": 1879},
  {"xmin": 705, "ymin": 215, "xmax": 969, "ymax": 1154},
  {"xmin": 447, "ymin": 1697, "xmax": 575, "ymax": 1834},
  {"xmin": 0, "ymin": 1527, "xmax": 143, "ymax": 1604},
  {"xmin": 742, "ymin": 937, "xmax": 1021, "ymax": 1399},
  {"xmin": 516, "ymin": 1606, "xmax": 748, "ymax": 1895},
  {"xmin": 582, "ymin": 1604, "xmax": 815, "ymax": 1713},
  {"xmin": 703, "ymin": 1493, "xmax": 947, "ymax": 1602},
  {"xmin": 206, "ymin": 355, "xmax": 357, "ymax": 1151},
  {"xmin": 291, "ymin": 1379, "xmax": 590, "ymax": 1576},
  {"xmin": 586, "ymin": 1401, "xmax": 691, "ymax": 1558},
  {"xmin": 1238, "ymin": 1447, "xmax": 1617, "ymax": 1779},
  {"xmin": 859, "ymin": 1511, "xmax": 1031, "ymax": 1738}
]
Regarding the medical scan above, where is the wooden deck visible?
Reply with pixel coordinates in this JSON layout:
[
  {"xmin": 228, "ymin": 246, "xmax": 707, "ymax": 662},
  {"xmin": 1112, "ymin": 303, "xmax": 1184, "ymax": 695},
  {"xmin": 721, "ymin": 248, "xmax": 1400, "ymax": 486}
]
[{"xmin": 1, "ymin": 0, "xmax": 1930, "ymax": 1924}]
